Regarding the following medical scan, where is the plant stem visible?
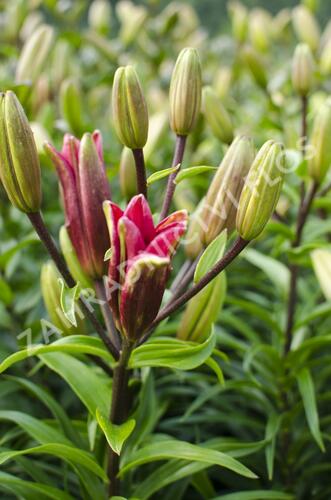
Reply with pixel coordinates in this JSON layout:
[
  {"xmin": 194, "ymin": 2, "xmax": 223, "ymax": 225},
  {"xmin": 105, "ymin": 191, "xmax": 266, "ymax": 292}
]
[
  {"xmin": 95, "ymin": 279, "xmax": 121, "ymax": 351},
  {"xmin": 108, "ymin": 341, "xmax": 132, "ymax": 496},
  {"xmin": 132, "ymin": 148, "xmax": 147, "ymax": 198},
  {"xmin": 284, "ymin": 181, "xmax": 318, "ymax": 354},
  {"xmin": 160, "ymin": 134, "xmax": 187, "ymax": 220},
  {"xmin": 27, "ymin": 211, "xmax": 120, "ymax": 360},
  {"xmin": 147, "ymin": 236, "xmax": 249, "ymax": 335}
]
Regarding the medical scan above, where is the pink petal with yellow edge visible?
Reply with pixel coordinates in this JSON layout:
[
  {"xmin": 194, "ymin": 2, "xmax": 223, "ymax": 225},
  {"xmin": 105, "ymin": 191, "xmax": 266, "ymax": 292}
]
[
  {"xmin": 124, "ymin": 194, "xmax": 155, "ymax": 244},
  {"xmin": 156, "ymin": 209, "xmax": 188, "ymax": 233},
  {"xmin": 146, "ymin": 223, "xmax": 187, "ymax": 258},
  {"xmin": 120, "ymin": 253, "xmax": 170, "ymax": 341}
]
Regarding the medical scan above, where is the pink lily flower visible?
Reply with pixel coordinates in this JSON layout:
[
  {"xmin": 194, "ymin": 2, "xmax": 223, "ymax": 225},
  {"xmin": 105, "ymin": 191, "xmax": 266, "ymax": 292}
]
[
  {"xmin": 103, "ymin": 194, "xmax": 188, "ymax": 341},
  {"xmin": 45, "ymin": 130, "xmax": 111, "ymax": 279}
]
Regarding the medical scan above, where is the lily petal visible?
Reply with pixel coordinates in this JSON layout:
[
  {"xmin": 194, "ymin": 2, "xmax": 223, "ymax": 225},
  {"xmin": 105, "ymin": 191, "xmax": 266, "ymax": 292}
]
[
  {"xmin": 124, "ymin": 194, "xmax": 155, "ymax": 244},
  {"xmin": 146, "ymin": 222, "xmax": 187, "ymax": 258}
]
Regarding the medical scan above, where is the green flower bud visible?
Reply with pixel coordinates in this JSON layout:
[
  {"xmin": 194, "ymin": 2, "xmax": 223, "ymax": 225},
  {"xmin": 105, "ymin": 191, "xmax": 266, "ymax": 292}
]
[
  {"xmin": 292, "ymin": 6, "xmax": 320, "ymax": 53},
  {"xmin": 201, "ymin": 136, "xmax": 255, "ymax": 246},
  {"xmin": 41, "ymin": 261, "xmax": 86, "ymax": 336},
  {"xmin": 0, "ymin": 91, "xmax": 41, "ymax": 213},
  {"xmin": 60, "ymin": 78, "xmax": 85, "ymax": 136},
  {"xmin": 202, "ymin": 86, "xmax": 234, "ymax": 145},
  {"xmin": 169, "ymin": 47, "xmax": 202, "ymax": 136},
  {"xmin": 112, "ymin": 65, "xmax": 149, "ymax": 149},
  {"xmin": 20, "ymin": 12, "xmax": 43, "ymax": 42},
  {"xmin": 236, "ymin": 140, "xmax": 285, "ymax": 241},
  {"xmin": 88, "ymin": 0, "xmax": 112, "ymax": 35},
  {"xmin": 311, "ymin": 249, "xmax": 331, "ymax": 300},
  {"xmin": 185, "ymin": 199, "xmax": 205, "ymax": 260},
  {"xmin": 16, "ymin": 24, "xmax": 54, "ymax": 83},
  {"xmin": 241, "ymin": 45, "xmax": 268, "ymax": 89},
  {"xmin": 213, "ymin": 67, "xmax": 232, "ymax": 99},
  {"xmin": 320, "ymin": 38, "xmax": 331, "ymax": 75},
  {"xmin": 272, "ymin": 9, "xmax": 291, "ymax": 40},
  {"xmin": 303, "ymin": 0, "xmax": 319, "ymax": 13},
  {"xmin": 59, "ymin": 226, "xmax": 93, "ymax": 291},
  {"xmin": 292, "ymin": 43, "xmax": 315, "ymax": 96},
  {"xmin": 228, "ymin": 1, "xmax": 248, "ymax": 44},
  {"xmin": 119, "ymin": 147, "xmax": 137, "ymax": 200},
  {"xmin": 308, "ymin": 99, "xmax": 331, "ymax": 184},
  {"xmin": 249, "ymin": 8, "xmax": 272, "ymax": 53},
  {"xmin": 116, "ymin": 1, "xmax": 148, "ymax": 46},
  {"xmin": 51, "ymin": 40, "xmax": 73, "ymax": 89}
]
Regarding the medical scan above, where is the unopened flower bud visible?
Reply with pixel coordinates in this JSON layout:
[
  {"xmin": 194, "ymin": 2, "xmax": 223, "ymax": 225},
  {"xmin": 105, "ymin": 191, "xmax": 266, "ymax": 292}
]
[
  {"xmin": 303, "ymin": 0, "xmax": 319, "ymax": 13},
  {"xmin": 0, "ymin": 91, "xmax": 41, "ymax": 213},
  {"xmin": 202, "ymin": 86, "xmax": 234, "ymax": 145},
  {"xmin": 88, "ymin": 0, "xmax": 112, "ymax": 35},
  {"xmin": 311, "ymin": 249, "xmax": 331, "ymax": 300},
  {"xmin": 308, "ymin": 99, "xmax": 331, "ymax": 184},
  {"xmin": 112, "ymin": 65, "xmax": 149, "ymax": 149},
  {"xmin": 292, "ymin": 43, "xmax": 315, "ymax": 96},
  {"xmin": 119, "ymin": 147, "xmax": 137, "ymax": 200},
  {"xmin": 236, "ymin": 140, "xmax": 285, "ymax": 241},
  {"xmin": 228, "ymin": 1, "xmax": 248, "ymax": 44},
  {"xmin": 201, "ymin": 136, "xmax": 255, "ymax": 246},
  {"xmin": 51, "ymin": 40, "xmax": 72, "ymax": 89},
  {"xmin": 185, "ymin": 200, "xmax": 205, "ymax": 260},
  {"xmin": 41, "ymin": 261, "xmax": 86, "ymax": 336},
  {"xmin": 241, "ymin": 45, "xmax": 268, "ymax": 89},
  {"xmin": 60, "ymin": 78, "xmax": 84, "ymax": 136},
  {"xmin": 320, "ymin": 38, "xmax": 331, "ymax": 75},
  {"xmin": 116, "ymin": 1, "xmax": 148, "ymax": 46},
  {"xmin": 292, "ymin": 6, "xmax": 320, "ymax": 53},
  {"xmin": 16, "ymin": 24, "xmax": 54, "ymax": 83},
  {"xmin": 169, "ymin": 47, "xmax": 202, "ymax": 136},
  {"xmin": 249, "ymin": 9, "xmax": 272, "ymax": 53},
  {"xmin": 59, "ymin": 226, "xmax": 93, "ymax": 290}
]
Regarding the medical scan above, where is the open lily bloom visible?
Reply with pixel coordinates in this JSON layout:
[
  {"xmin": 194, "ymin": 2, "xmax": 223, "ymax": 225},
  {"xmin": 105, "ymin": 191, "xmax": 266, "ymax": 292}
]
[
  {"xmin": 103, "ymin": 194, "xmax": 188, "ymax": 341},
  {"xmin": 45, "ymin": 131, "xmax": 111, "ymax": 279}
]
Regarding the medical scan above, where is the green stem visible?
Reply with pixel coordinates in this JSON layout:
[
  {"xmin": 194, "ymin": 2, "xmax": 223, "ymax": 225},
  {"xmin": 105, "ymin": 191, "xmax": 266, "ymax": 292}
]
[{"xmin": 108, "ymin": 341, "xmax": 132, "ymax": 496}]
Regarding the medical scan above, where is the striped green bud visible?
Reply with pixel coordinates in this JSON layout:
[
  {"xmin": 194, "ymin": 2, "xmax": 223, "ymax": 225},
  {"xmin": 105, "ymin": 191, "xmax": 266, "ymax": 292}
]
[
  {"xmin": 228, "ymin": 1, "xmax": 248, "ymax": 44},
  {"xmin": 41, "ymin": 261, "xmax": 86, "ymax": 336},
  {"xmin": 88, "ymin": 0, "xmax": 112, "ymax": 35},
  {"xmin": 236, "ymin": 140, "xmax": 285, "ymax": 241},
  {"xmin": 292, "ymin": 5, "xmax": 320, "ymax": 53},
  {"xmin": 320, "ymin": 38, "xmax": 331, "ymax": 75},
  {"xmin": 0, "ymin": 91, "xmax": 41, "ymax": 213},
  {"xmin": 119, "ymin": 147, "xmax": 137, "ymax": 200},
  {"xmin": 201, "ymin": 136, "xmax": 255, "ymax": 246},
  {"xmin": 112, "ymin": 65, "xmax": 148, "ymax": 149},
  {"xmin": 16, "ymin": 24, "xmax": 54, "ymax": 83},
  {"xmin": 202, "ymin": 86, "xmax": 234, "ymax": 145},
  {"xmin": 311, "ymin": 249, "xmax": 331, "ymax": 300},
  {"xmin": 249, "ymin": 8, "xmax": 272, "ymax": 53},
  {"xmin": 169, "ymin": 47, "xmax": 202, "ymax": 136},
  {"xmin": 241, "ymin": 45, "xmax": 268, "ymax": 89},
  {"xmin": 308, "ymin": 99, "xmax": 331, "ymax": 184},
  {"xmin": 185, "ymin": 199, "xmax": 205, "ymax": 260},
  {"xmin": 60, "ymin": 78, "xmax": 84, "ymax": 136},
  {"xmin": 292, "ymin": 43, "xmax": 315, "ymax": 96}
]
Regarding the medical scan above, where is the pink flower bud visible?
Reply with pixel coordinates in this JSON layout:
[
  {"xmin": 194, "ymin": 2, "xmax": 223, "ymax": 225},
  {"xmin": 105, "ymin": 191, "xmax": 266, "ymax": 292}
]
[
  {"xmin": 45, "ymin": 130, "xmax": 111, "ymax": 279},
  {"xmin": 103, "ymin": 194, "xmax": 187, "ymax": 341}
]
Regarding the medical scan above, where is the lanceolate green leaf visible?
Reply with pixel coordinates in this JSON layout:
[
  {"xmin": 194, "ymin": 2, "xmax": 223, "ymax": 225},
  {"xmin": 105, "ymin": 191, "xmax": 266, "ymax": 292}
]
[
  {"xmin": 0, "ymin": 471, "xmax": 73, "ymax": 500},
  {"xmin": 119, "ymin": 439, "xmax": 257, "ymax": 479},
  {"xmin": 0, "ymin": 444, "xmax": 107, "ymax": 481},
  {"xmin": 96, "ymin": 408, "xmax": 135, "ymax": 454},
  {"xmin": 59, "ymin": 278, "xmax": 81, "ymax": 327},
  {"xmin": 130, "ymin": 333, "xmax": 216, "ymax": 371},
  {"xmin": 0, "ymin": 335, "xmax": 113, "ymax": 374},
  {"xmin": 243, "ymin": 248, "xmax": 290, "ymax": 295},
  {"xmin": 296, "ymin": 368, "xmax": 325, "ymax": 452},
  {"xmin": 175, "ymin": 165, "xmax": 217, "ymax": 183},
  {"xmin": 212, "ymin": 491, "xmax": 294, "ymax": 499},
  {"xmin": 39, "ymin": 352, "xmax": 110, "ymax": 416},
  {"xmin": 147, "ymin": 164, "xmax": 180, "ymax": 185}
]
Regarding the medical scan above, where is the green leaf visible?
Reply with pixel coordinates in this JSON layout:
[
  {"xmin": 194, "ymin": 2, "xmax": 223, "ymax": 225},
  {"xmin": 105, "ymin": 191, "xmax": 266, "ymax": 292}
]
[
  {"xmin": 194, "ymin": 230, "xmax": 227, "ymax": 282},
  {"xmin": 265, "ymin": 413, "xmax": 281, "ymax": 480},
  {"xmin": 59, "ymin": 278, "xmax": 81, "ymax": 327},
  {"xmin": 39, "ymin": 352, "xmax": 110, "ymax": 416},
  {"xmin": 96, "ymin": 408, "xmax": 135, "ymax": 455},
  {"xmin": 147, "ymin": 165, "xmax": 180, "ymax": 186},
  {"xmin": 212, "ymin": 491, "xmax": 293, "ymax": 500},
  {"xmin": 0, "ymin": 335, "xmax": 113, "ymax": 374},
  {"xmin": 0, "ymin": 471, "xmax": 73, "ymax": 500},
  {"xmin": 130, "ymin": 333, "xmax": 215, "ymax": 371},
  {"xmin": 175, "ymin": 166, "xmax": 217, "ymax": 184},
  {"xmin": 243, "ymin": 249, "xmax": 290, "ymax": 295},
  {"xmin": 120, "ymin": 439, "xmax": 257, "ymax": 479},
  {"xmin": 296, "ymin": 368, "xmax": 325, "ymax": 451},
  {"xmin": 0, "ymin": 444, "xmax": 107, "ymax": 481},
  {"xmin": 0, "ymin": 276, "xmax": 13, "ymax": 305}
]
